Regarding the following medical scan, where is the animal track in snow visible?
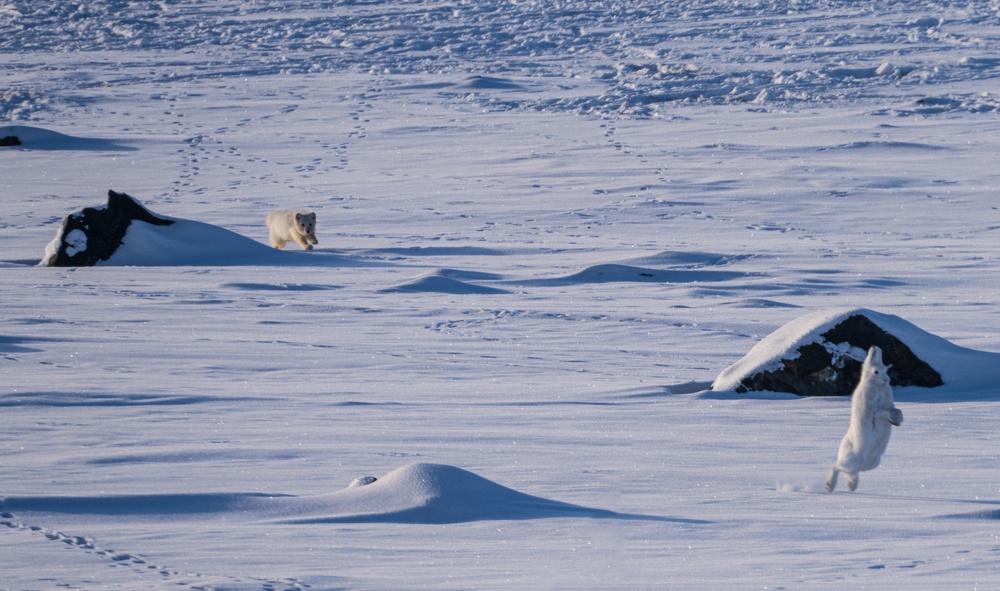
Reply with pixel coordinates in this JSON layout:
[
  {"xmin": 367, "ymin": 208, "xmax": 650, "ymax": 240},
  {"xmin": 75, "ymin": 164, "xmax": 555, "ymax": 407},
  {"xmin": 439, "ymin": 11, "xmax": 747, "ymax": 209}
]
[{"xmin": 0, "ymin": 510, "xmax": 309, "ymax": 591}]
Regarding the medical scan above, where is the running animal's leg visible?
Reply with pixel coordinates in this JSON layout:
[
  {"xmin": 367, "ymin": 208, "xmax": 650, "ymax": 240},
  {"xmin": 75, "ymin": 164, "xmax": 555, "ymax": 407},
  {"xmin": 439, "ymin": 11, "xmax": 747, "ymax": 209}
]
[{"xmin": 825, "ymin": 465, "xmax": 840, "ymax": 493}]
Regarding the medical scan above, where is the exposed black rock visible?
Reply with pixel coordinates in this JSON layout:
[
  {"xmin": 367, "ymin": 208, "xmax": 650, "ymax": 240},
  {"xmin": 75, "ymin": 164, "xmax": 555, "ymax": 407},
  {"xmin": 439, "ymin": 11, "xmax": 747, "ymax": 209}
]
[
  {"xmin": 0, "ymin": 135, "xmax": 21, "ymax": 146},
  {"xmin": 42, "ymin": 190, "xmax": 174, "ymax": 267},
  {"xmin": 736, "ymin": 314, "xmax": 943, "ymax": 396}
]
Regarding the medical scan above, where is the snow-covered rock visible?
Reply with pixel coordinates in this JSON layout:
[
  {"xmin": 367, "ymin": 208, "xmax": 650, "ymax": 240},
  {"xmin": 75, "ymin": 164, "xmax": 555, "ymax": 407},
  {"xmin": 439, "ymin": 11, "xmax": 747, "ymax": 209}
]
[
  {"xmin": 712, "ymin": 308, "xmax": 973, "ymax": 396},
  {"xmin": 41, "ymin": 190, "xmax": 175, "ymax": 267}
]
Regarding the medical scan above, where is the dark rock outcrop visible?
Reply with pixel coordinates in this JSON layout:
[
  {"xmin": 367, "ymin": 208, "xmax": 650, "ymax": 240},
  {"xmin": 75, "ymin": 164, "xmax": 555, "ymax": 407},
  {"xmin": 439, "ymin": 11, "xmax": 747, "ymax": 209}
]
[
  {"xmin": 0, "ymin": 135, "xmax": 21, "ymax": 146},
  {"xmin": 41, "ymin": 190, "xmax": 174, "ymax": 267},
  {"xmin": 734, "ymin": 313, "xmax": 943, "ymax": 396}
]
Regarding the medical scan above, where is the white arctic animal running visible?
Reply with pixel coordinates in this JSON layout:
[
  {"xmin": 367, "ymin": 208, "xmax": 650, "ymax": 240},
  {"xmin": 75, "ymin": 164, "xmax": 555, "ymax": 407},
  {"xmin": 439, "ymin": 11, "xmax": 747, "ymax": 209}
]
[
  {"xmin": 266, "ymin": 210, "xmax": 318, "ymax": 250},
  {"xmin": 825, "ymin": 346, "xmax": 903, "ymax": 492}
]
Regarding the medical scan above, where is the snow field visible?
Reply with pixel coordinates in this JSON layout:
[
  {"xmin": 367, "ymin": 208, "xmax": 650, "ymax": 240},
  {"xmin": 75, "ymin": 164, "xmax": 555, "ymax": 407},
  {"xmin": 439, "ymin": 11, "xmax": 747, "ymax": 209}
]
[{"xmin": 3, "ymin": 1, "xmax": 1000, "ymax": 589}]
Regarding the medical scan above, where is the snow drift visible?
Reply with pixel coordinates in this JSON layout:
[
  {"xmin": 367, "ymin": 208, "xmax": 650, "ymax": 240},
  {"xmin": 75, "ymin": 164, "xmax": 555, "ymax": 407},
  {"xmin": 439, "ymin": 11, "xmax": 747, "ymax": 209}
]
[
  {"xmin": 0, "ymin": 125, "xmax": 136, "ymax": 151},
  {"xmin": 2, "ymin": 463, "xmax": 672, "ymax": 525},
  {"xmin": 277, "ymin": 462, "xmax": 635, "ymax": 524}
]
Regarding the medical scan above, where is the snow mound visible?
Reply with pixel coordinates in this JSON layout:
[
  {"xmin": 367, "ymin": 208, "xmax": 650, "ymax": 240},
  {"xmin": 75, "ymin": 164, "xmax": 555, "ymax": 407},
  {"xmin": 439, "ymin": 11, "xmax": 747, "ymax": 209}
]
[
  {"xmin": 460, "ymin": 75, "xmax": 527, "ymax": 91},
  {"xmin": 381, "ymin": 270, "xmax": 510, "ymax": 294},
  {"xmin": 0, "ymin": 125, "xmax": 135, "ymax": 151},
  {"xmin": 529, "ymin": 263, "xmax": 749, "ymax": 286},
  {"xmin": 101, "ymin": 215, "xmax": 350, "ymax": 267},
  {"xmin": 104, "ymin": 217, "xmax": 300, "ymax": 266},
  {"xmin": 284, "ymin": 463, "xmax": 619, "ymax": 524},
  {"xmin": 720, "ymin": 298, "xmax": 800, "ymax": 309},
  {"xmin": 2, "ymin": 463, "xmax": 670, "ymax": 525},
  {"xmin": 712, "ymin": 308, "xmax": 1000, "ymax": 398},
  {"xmin": 624, "ymin": 251, "xmax": 754, "ymax": 268}
]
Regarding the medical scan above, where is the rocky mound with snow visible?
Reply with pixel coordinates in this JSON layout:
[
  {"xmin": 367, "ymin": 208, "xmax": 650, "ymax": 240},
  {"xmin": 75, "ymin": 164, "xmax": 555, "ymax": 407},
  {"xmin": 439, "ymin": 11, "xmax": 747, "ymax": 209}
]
[
  {"xmin": 41, "ymin": 190, "xmax": 176, "ymax": 266},
  {"xmin": 712, "ymin": 308, "xmax": 1000, "ymax": 397},
  {"xmin": 39, "ymin": 190, "xmax": 329, "ymax": 267}
]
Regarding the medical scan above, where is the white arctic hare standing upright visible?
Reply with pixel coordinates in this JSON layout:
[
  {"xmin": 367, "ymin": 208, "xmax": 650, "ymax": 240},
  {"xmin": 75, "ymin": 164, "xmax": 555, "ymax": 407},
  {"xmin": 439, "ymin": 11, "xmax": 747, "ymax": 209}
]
[{"xmin": 826, "ymin": 346, "xmax": 903, "ymax": 492}]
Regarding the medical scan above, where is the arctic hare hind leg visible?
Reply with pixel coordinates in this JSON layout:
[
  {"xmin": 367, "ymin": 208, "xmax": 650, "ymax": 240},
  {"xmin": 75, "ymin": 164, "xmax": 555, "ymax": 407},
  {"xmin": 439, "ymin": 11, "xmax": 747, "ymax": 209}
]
[
  {"xmin": 825, "ymin": 465, "xmax": 860, "ymax": 493},
  {"xmin": 825, "ymin": 346, "xmax": 901, "ymax": 492}
]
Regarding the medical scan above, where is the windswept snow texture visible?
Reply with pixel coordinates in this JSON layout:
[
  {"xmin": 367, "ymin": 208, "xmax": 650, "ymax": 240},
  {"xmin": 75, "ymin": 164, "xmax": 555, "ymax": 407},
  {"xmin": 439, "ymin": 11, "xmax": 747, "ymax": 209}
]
[{"xmin": 4, "ymin": 1, "xmax": 1000, "ymax": 590}]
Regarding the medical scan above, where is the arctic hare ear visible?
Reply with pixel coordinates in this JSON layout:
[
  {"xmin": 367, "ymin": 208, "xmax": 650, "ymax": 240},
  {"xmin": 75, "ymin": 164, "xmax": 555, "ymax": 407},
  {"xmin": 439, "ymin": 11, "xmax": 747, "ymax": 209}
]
[{"xmin": 867, "ymin": 346, "xmax": 883, "ymax": 365}]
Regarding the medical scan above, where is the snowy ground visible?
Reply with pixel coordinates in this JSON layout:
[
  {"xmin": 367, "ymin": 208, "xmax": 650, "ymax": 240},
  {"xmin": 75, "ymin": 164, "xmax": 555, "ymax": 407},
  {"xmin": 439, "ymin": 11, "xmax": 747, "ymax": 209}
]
[{"xmin": 3, "ymin": 1, "xmax": 1000, "ymax": 589}]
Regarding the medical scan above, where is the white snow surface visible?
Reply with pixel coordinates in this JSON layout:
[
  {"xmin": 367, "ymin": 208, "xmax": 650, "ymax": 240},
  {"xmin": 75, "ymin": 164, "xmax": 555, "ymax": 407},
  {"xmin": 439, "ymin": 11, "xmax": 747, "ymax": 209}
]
[{"xmin": 3, "ymin": 1, "xmax": 1000, "ymax": 589}]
